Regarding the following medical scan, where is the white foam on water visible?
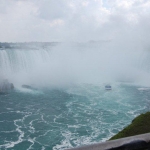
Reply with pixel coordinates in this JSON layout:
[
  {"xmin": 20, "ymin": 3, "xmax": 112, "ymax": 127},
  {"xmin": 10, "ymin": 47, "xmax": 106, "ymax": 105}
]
[
  {"xmin": 14, "ymin": 86, "xmax": 44, "ymax": 95},
  {"xmin": 6, "ymin": 108, "xmax": 13, "ymax": 110},
  {"xmin": 41, "ymin": 146, "xmax": 46, "ymax": 150},
  {"xmin": 27, "ymin": 138, "xmax": 35, "ymax": 150},
  {"xmin": 0, "ymin": 111, "xmax": 34, "ymax": 149},
  {"xmin": 0, "ymin": 119, "xmax": 24, "ymax": 149},
  {"xmin": 138, "ymin": 87, "xmax": 150, "ymax": 91},
  {"xmin": 28, "ymin": 120, "xmax": 37, "ymax": 133},
  {"xmin": 51, "ymin": 82, "xmax": 149, "ymax": 149},
  {"xmin": 0, "ymin": 69, "xmax": 150, "ymax": 150}
]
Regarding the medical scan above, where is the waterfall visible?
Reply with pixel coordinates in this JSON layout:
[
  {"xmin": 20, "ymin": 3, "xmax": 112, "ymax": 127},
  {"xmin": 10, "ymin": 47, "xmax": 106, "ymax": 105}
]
[
  {"xmin": 0, "ymin": 42, "xmax": 150, "ymax": 88},
  {"xmin": 0, "ymin": 46, "xmax": 53, "ymax": 87}
]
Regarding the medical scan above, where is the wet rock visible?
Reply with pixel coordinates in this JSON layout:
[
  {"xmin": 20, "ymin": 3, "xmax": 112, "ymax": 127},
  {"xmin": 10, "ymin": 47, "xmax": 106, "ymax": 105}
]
[
  {"xmin": 22, "ymin": 84, "xmax": 37, "ymax": 90},
  {"xmin": 0, "ymin": 79, "xmax": 14, "ymax": 93}
]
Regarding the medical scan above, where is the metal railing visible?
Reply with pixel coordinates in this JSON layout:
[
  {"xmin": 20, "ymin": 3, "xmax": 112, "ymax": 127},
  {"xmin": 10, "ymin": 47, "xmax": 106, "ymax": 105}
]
[{"xmin": 66, "ymin": 133, "xmax": 150, "ymax": 150}]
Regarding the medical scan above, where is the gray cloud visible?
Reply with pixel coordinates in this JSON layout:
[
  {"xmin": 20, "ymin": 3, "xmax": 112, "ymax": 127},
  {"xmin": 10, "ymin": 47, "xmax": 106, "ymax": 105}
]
[{"xmin": 0, "ymin": 0, "xmax": 150, "ymax": 42}]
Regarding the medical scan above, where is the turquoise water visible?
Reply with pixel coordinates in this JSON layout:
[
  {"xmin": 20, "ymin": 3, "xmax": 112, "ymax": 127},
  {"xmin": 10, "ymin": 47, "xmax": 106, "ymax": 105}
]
[
  {"xmin": 0, "ymin": 83, "xmax": 150, "ymax": 150},
  {"xmin": 0, "ymin": 43, "xmax": 150, "ymax": 149}
]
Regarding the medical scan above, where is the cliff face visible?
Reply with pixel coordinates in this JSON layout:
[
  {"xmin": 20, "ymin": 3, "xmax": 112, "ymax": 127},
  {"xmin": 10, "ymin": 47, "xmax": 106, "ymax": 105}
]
[{"xmin": 110, "ymin": 112, "xmax": 150, "ymax": 140}]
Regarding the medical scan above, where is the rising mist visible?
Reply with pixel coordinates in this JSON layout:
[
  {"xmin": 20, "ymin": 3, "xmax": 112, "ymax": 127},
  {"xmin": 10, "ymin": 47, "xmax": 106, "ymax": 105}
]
[{"xmin": 0, "ymin": 41, "xmax": 150, "ymax": 89}]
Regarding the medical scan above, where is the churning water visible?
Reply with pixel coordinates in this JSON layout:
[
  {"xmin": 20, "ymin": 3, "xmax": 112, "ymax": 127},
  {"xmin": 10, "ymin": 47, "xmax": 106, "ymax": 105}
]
[{"xmin": 0, "ymin": 42, "xmax": 150, "ymax": 150}]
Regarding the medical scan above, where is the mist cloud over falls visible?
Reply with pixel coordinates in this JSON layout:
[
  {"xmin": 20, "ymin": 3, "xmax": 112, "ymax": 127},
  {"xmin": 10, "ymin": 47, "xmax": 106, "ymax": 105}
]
[
  {"xmin": 0, "ymin": 1, "xmax": 150, "ymax": 87},
  {"xmin": 0, "ymin": 42, "xmax": 150, "ymax": 88}
]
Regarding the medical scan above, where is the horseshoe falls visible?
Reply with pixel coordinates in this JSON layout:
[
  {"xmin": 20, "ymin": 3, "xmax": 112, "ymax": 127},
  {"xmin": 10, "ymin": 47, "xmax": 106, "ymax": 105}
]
[{"xmin": 0, "ymin": 42, "xmax": 150, "ymax": 150}]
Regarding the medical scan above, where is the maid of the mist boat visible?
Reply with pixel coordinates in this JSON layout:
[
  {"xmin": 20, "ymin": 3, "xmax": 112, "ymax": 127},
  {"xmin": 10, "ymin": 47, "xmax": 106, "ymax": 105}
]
[{"xmin": 105, "ymin": 85, "xmax": 112, "ymax": 90}]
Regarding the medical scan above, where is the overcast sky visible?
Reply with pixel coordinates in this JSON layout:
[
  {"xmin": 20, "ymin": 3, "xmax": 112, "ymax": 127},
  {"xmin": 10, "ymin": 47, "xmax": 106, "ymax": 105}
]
[{"xmin": 0, "ymin": 0, "xmax": 150, "ymax": 42}]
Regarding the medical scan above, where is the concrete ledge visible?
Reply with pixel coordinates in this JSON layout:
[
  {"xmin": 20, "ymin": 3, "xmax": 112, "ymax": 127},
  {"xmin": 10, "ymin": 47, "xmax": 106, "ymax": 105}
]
[{"xmin": 66, "ymin": 133, "xmax": 150, "ymax": 150}]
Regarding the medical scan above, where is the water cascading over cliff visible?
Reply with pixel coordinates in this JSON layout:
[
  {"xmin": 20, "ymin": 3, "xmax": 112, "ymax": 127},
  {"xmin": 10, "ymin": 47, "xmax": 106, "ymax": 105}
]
[{"xmin": 0, "ymin": 42, "xmax": 150, "ymax": 88}]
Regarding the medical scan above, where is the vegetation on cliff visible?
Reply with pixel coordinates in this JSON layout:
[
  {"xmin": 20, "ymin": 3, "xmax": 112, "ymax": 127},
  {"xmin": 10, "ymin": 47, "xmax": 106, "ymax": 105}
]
[{"xmin": 110, "ymin": 112, "xmax": 150, "ymax": 140}]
